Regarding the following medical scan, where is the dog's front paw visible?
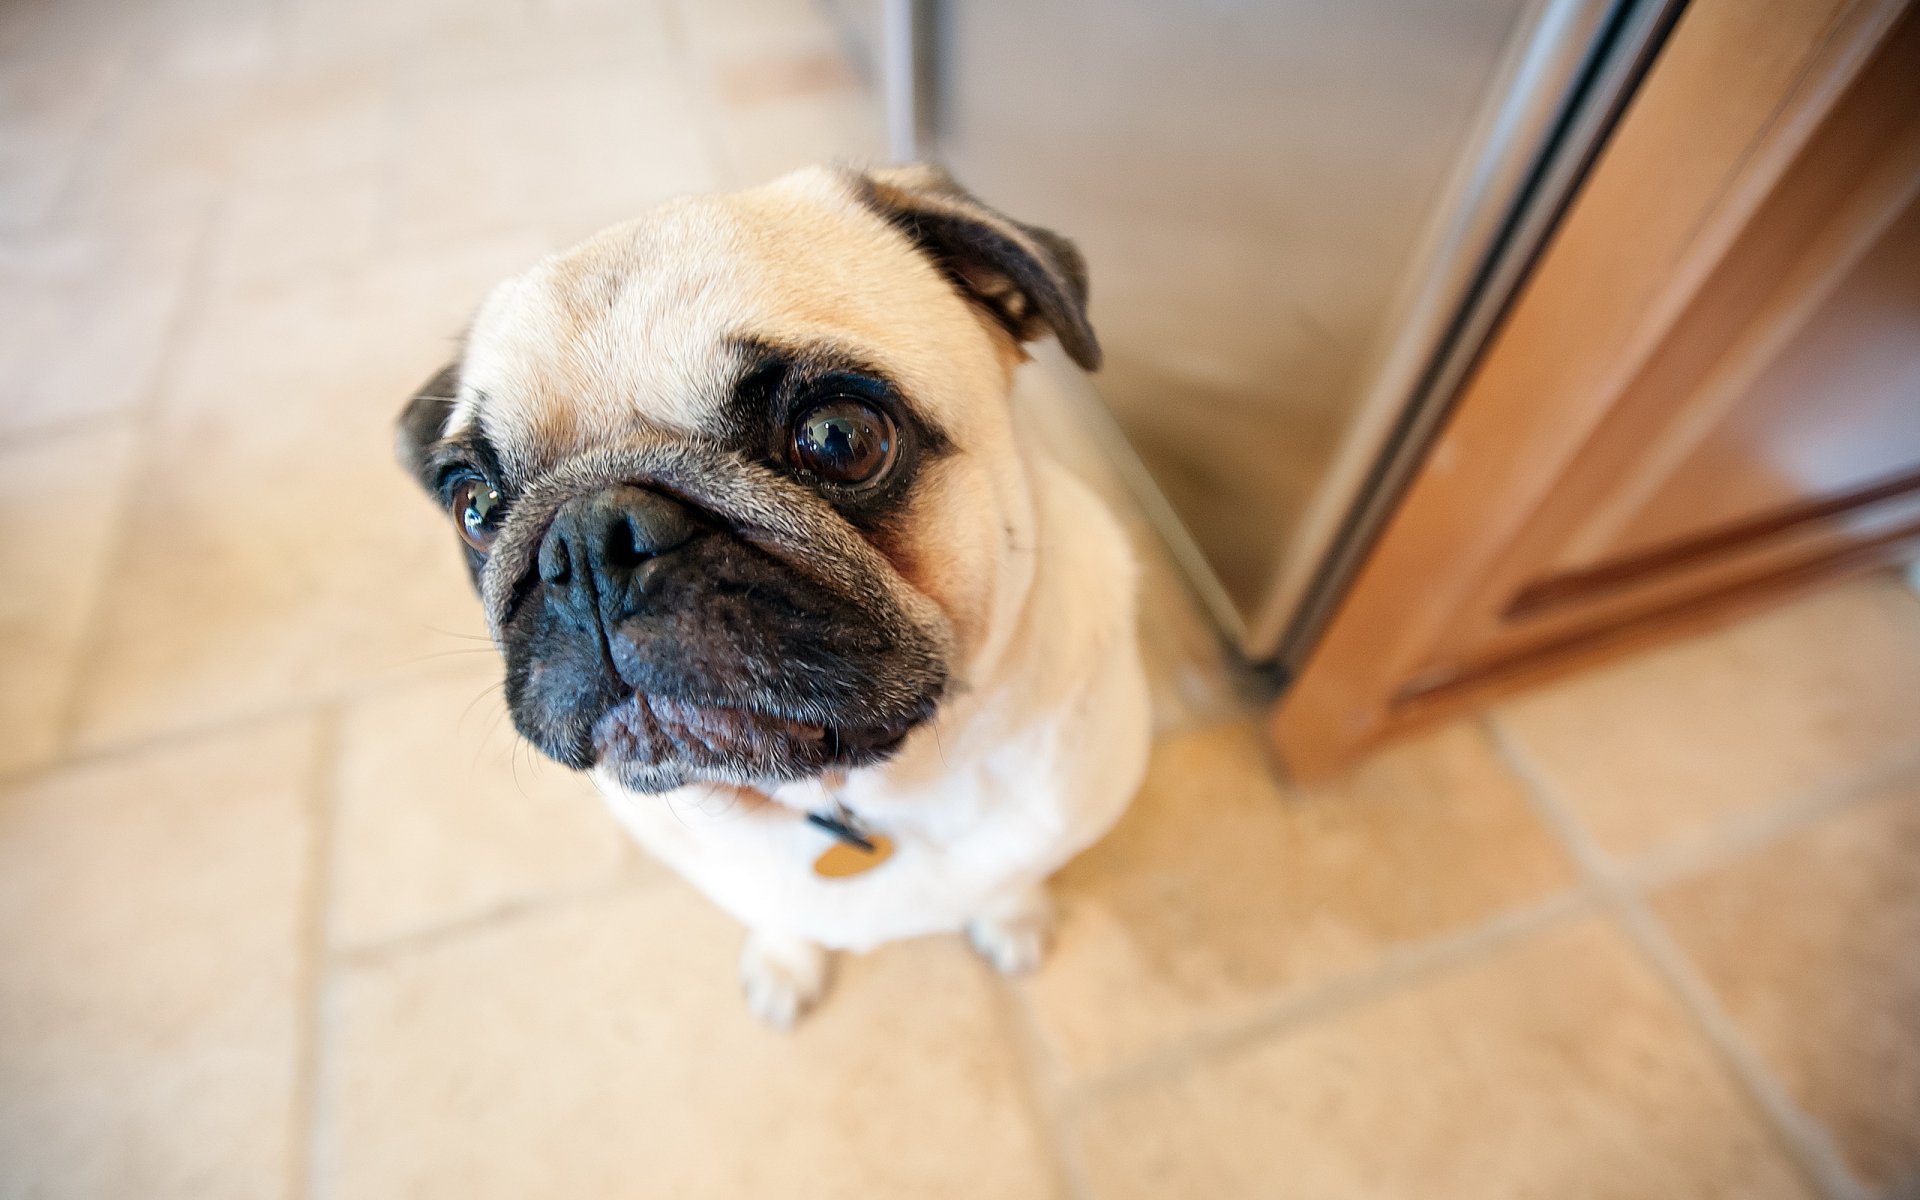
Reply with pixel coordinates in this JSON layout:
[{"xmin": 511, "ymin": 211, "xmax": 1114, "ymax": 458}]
[
  {"xmin": 967, "ymin": 884, "xmax": 1055, "ymax": 976},
  {"xmin": 739, "ymin": 931, "xmax": 830, "ymax": 1029}
]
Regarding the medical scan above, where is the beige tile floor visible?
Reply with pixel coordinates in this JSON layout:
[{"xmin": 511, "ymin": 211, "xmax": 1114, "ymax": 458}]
[{"xmin": 3, "ymin": 1, "xmax": 1919, "ymax": 1197}]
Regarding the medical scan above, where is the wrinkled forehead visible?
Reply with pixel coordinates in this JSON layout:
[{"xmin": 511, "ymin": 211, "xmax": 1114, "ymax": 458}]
[{"xmin": 449, "ymin": 171, "xmax": 1000, "ymax": 479}]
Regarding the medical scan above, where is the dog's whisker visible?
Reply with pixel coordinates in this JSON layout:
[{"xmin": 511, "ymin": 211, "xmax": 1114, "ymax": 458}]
[
  {"xmin": 663, "ymin": 788, "xmax": 694, "ymax": 830},
  {"xmin": 421, "ymin": 624, "xmax": 498, "ymax": 643},
  {"xmin": 394, "ymin": 648, "xmax": 501, "ymax": 667},
  {"xmin": 929, "ymin": 714, "xmax": 948, "ymax": 767},
  {"xmin": 459, "ymin": 682, "xmax": 507, "ymax": 742},
  {"xmin": 508, "ymin": 727, "xmax": 535, "ymax": 795},
  {"xmin": 460, "ymin": 679, "xmax": 503, "ymax": 713}
]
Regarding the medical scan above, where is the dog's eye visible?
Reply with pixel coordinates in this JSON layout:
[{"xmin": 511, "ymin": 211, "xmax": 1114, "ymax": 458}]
[
  {"xmin": 791, "ymin": 399, "xmax": 896, "ymax": 486},
  {"xmin": 451, "ymin": 477, "xmax": 504, "ymax": 551}
]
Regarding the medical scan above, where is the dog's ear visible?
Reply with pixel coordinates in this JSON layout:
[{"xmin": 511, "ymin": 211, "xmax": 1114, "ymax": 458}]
[
  {"xmin": 854, "ymin": 164, "xmax": 1102, "ymax": 371},
  {"xmin": 396, "ymin": 363, "xmax": 460, "ymax": 490}
]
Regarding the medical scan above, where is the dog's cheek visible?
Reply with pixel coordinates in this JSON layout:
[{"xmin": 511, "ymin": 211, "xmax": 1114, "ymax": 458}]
[{"xmin": 878, "ymin": 462, "xmax": 1001, "ymax": 660}]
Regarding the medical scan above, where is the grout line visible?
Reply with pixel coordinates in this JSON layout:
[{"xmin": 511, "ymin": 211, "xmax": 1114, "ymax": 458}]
[
  {"xmin": 268, "ymin": 0, "xmax": 299, "ymax": 72},
  {"xmin": 1068, "ymin": 884, "xmax": 1593, "ymax": 1106},
  {"xmin": 1607, "ymin": 901, "xmax": 1872, "ymax": 1200},
  {"xmin": 987, "ymin": 966, "xmax": 1095, "ymax": 1200},
  {"xmin": 33, "ymin": 33, "xmax": 145, "ymax": 231},
  {"xmin": 656, "ymin": 0, "xmax": 741, "ymax": 188},
  {"xmin": 0, "ymin": 408, "xmax": 143, "ymax": 452},
  {"xmin": 288, "ymin": 706, "xmax": 342, "ymax": 1200},
  {"xmin": 364, "ymin": 35, "xmax": 408, "ymax": 259},
  {"xmin": 290, "ymin": 718, "xmax": 658, "ymax": 1195},
  {"xmin": 1619, "ymin": 742, "xmax": 1920, "ymax": 894},
  {"xmin": 0, "ymin": 648, "xmax": 1248, "ymax": 801},
  {"xmin": 328, "ymin": 870, "xmax": 665, "ymax": 971},
  {"xmin": 0, "ymin": 649, "xmax": 501, "ymax": 792},
  {"xmin": 0, "ymin": 700, "xmax": 329, "ymax": 793},
  {"xmin": 45, "ymin": 191, "xmax": 227, "ymax": 760},
  {"xmin": 1486, "ymin": 715, "xmax": 1872, "ymax": 1200}
]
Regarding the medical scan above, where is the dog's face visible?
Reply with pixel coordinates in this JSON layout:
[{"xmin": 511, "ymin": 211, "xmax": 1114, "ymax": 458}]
[{"xmin": 397, "ymin": 165, "xmax": 1099, "ymax": 793}]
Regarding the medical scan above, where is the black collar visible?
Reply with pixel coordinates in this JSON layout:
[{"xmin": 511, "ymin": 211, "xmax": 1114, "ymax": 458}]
[{"xmin": 805, "ymin": 808, "xmax": 876, "ymax": 852}]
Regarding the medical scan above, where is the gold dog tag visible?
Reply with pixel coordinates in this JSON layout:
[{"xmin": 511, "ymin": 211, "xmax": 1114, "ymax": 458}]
[{"xmin": 812, "ymin": 833, "xmax": 894, "ymax": 879}]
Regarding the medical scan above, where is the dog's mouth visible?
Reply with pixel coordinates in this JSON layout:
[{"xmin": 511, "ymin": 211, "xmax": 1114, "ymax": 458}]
[
  {"xmin": 487, "ymin": 457, "xmax": 953, "ymax": 794},
  {"xmin": 589, "ymin": 691, "xmax": 921, "ymax": 791}
]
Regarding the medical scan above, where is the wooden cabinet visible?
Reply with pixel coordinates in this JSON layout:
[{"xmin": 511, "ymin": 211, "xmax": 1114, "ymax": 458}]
[{"xmin": 1272, "ymin": 0, "xmax": 1920, "ymax": 779}]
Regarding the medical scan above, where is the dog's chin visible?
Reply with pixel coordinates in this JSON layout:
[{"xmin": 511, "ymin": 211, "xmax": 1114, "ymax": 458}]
[{"xmin": 588, "ymin": 692, "xmax": 919, "ymax": 794}]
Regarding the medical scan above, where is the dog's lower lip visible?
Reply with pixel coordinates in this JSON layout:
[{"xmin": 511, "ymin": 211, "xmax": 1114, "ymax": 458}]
[
  {"xmin": 593, "ymin": 693, "xmax": 810, "ymax": 741},
  {"xmin": 583, "ymin": 687, "xmax": 921, "ymax": 771},
  {"xmin": 587, "ymin": 692, "xmax": 914, "ymax": 767}
]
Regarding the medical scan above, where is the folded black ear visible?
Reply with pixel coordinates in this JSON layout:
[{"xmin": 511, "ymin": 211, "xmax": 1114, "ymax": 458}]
[
  {"xmin": 854, "ymin": 163, "xmax": 1102, "ymax": 371},
  {"xmin": 396, "ymin": 363, "xmax": 460, "ymax": 490}
]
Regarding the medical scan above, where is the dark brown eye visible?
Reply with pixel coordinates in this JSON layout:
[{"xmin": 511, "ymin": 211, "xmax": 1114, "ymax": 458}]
[
  {"xmin": 791, "ymin": 399, "xmax": 896, "ymax": 486},
  {"xmin": 451, "ymin": 477, "xmax": 503, "ymax": 551}
]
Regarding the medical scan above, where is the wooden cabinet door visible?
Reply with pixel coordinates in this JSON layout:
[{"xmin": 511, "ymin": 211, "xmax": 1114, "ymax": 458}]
[{"xmin": 1273, "ymin": 0, "xmax": 1920, "ymax": 779}]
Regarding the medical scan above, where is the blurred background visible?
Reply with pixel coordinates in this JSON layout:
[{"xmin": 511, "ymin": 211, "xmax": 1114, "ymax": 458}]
[{"xmin": 1, "ymin": 0, "xmax": 1916, "ymax": 1197}]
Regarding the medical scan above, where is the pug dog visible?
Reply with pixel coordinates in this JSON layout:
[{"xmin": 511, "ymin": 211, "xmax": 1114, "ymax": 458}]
[{"xmin": 397, "ymin": 164, "xmax": 1150, "ymax": 1027}]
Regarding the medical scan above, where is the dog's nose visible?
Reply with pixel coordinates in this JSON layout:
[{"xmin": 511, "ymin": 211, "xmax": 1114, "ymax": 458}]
[{"xmin": 538, "ymin": 485, "xmax": 700, "ymax": 621}]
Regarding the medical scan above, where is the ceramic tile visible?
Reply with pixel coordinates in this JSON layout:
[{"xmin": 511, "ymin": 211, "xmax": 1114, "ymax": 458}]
[
  {"xmin": 713, "ymin": 45, "xmax": 864, "ymax": 109},
  {"xmin": 142, "ymin": 0, "xmax": 281, "ymax": 82},
  {"xmin": 668, "ymin": 0, "xmax": 838, "ymax": 61},
  {"xmin": 0, "ymin": 424, "xmax": 136, "ymax": 776},
  {"xmin": 1074, "ymin": 919, "xmax": 1809, "ymax": 1200},
  {"xmin": 711, "ymin": 86, "xmax": 883, "ymax": 188},
  {"xmin": 69, "ymin": 234, "xmax": 543, "ymax": 750},
  {"xmin": 62, "ymin": 60, "xmax": 391, "ymax": 228},
  {"xmin": 1494, "ymin": 578, "xmax": 1920, "ymax": 860},
  {"xmin": 0, "ymin": 218, "xmax": 202, "ymax": 436},
  {"xmin": 206, "ymin": 168, "xmax": 382, "ymax": 289},
  {"xmin": 0, "ymin": 0, "xmax": 63, "ymax": 58},
  {"xmin": 388, "ymin": 0, "xmax": 678, "ymax": 95},
  {"xmin": 0, "ymin": 718, "xmax": 315, "ymax": 1200},
  {"xmin": 58, "ymin": 73, "xmax": 250, "ymax": 225},
  {"xmin": 330, "ymin": 664, "xmax": 634, "ymax": 950},
  {"xmin": 668, "ymin": 0, "xmax": 880, "ymax": 189},
  {"xmin": 317, "ymin": 882, "xmax": 1058, "ymax": 1200},
  {"xmin": 1015, "ymin": 719, "xmax": 1576, "ymax": 1080},
  {"xmin": 387, "ymin": 65, "xmax": 718, "ymax": 249},
  {"xmin": 0, "ymin": 40, "xmax": 130, "ymax": 226},
  {"xmin": 1653, "ymin": 767, "xmax": 1920, "ymax": 1195},
  {"xmin": 284, "ymin": 0, "xmax": 528, "ymax": 68},
  {"xmin": 218, "ymin": 67, "xmax": 394, "ymax": 186}
]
